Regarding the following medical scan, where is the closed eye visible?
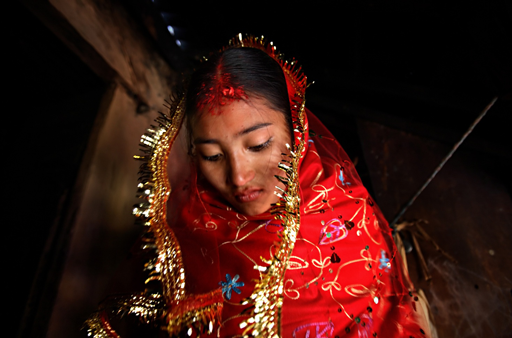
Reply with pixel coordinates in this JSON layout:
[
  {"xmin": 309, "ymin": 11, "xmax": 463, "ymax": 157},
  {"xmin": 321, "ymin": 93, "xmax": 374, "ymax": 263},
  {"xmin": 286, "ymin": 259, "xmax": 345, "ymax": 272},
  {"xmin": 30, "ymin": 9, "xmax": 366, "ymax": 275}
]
[
  {"xmin": 201, "ymin": 154, "xmax": 222, "ymax": 162},
  {"xmin": 249, "ymin": 138, "xmax": 272, "ymax": 152}
]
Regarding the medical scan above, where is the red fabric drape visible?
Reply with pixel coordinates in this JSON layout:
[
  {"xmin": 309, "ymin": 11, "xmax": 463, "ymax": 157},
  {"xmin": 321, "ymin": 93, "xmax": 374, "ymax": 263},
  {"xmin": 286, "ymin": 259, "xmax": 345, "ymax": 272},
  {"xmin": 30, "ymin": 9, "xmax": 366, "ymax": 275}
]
[{"xmin": 167, "ymin": 107, "xmax": 429, "ymax": 337}]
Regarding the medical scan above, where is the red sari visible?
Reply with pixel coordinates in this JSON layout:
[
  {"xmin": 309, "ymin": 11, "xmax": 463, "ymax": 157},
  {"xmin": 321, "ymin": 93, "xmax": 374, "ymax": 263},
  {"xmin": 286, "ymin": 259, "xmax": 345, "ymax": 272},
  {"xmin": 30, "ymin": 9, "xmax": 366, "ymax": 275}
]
[
  {"xmin": 169, "ymin": 109, "xmax": 429, "ymax": 338},
  {"xmin": 85, "ymin": 35, "xmax": 431, "ymax": 338}
]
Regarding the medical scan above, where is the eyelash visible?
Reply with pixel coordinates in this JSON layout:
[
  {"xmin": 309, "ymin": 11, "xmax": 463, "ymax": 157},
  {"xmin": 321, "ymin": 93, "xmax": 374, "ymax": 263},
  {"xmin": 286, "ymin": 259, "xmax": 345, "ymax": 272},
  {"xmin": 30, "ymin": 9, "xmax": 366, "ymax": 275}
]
[
  {"xmin": 201, "ymin": 139, "xmax": 272, "ymax": 162},
  {"xmin": 202, "ymin": 154, "xmax": 221, "ymax": 162},
  {"xmin": 249, "ymin": 138, "xmax": 272, "ymax": 152}
]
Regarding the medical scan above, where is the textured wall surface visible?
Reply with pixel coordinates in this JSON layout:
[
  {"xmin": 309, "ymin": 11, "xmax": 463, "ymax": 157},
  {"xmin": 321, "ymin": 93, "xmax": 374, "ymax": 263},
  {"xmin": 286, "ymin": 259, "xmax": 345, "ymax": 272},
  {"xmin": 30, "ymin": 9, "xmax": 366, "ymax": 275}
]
[{"xmin": 358, "ymin": 119, "xmax": 512, "ymax": 338}]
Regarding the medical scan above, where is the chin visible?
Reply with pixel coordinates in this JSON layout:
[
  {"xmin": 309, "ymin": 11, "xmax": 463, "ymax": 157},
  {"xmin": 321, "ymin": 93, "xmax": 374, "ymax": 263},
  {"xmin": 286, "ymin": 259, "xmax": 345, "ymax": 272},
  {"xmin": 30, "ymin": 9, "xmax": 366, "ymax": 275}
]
[{"xmin": 233, "ymin": 201, "xmax": 271, "ymax": 216}]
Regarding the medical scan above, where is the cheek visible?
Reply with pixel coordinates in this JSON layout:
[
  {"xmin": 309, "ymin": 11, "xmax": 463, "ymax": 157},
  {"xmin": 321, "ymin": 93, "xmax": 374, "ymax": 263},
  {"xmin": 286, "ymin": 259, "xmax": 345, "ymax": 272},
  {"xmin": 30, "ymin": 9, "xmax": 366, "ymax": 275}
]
[
  {"xmin": 266, "ymin": 140, "xmax": 291, "ymax": 183},
  {"xmin": 261, "ymin": 147, "xmax": 287, "ymax": 182},
  {"xmin": 197, "ymin": 161, "xmax": 224, "ymax": 190}
]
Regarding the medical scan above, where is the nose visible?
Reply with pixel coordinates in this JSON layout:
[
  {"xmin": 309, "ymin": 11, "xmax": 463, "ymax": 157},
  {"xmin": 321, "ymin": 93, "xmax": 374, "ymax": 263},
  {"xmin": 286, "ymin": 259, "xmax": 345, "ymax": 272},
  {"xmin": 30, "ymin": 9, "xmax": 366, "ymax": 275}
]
[{"xmin": 228, "ymin": 154, "xmax": 255, "ymax": 187}]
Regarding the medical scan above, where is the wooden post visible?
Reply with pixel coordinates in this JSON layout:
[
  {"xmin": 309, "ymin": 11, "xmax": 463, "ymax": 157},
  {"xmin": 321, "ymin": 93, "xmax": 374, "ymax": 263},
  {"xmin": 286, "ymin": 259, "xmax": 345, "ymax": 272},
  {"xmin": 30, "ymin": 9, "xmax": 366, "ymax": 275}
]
[{"xmin": 18, "ymin": 1, "xmax": 178, "ymax": 337}]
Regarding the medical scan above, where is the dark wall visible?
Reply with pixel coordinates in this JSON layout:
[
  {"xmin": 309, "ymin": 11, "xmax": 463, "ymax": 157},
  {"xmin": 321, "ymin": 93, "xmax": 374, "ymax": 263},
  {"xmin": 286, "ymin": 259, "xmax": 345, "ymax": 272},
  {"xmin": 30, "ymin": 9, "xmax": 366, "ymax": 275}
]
[
  {"xmin": 13, "ymin": 2, "xmax": 106, "ymax": 334},
  {"xmin": 358, "ymin": 119, "xmax": 512, "ymax": 338}
]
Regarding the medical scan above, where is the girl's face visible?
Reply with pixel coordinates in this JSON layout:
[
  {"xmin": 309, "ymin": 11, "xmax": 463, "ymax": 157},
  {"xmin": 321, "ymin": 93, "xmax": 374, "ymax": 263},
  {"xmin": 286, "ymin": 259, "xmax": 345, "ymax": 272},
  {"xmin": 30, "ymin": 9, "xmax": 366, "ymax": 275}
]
[{"xmin": 191, "ymin": 97, "xmax": 291, "ymax": 216}]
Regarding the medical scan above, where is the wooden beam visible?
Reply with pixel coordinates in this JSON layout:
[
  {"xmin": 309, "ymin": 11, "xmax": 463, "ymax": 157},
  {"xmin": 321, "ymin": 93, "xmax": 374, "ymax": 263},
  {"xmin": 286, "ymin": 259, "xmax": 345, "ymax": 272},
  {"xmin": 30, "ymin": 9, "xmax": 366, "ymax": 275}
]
[
  {"xmin": 22, "ymin": 0, "xmax": 176, "ymax": 111},
  {"xmin": 17, "ymin": 1, "xmax": 178, "ymax": 336}
]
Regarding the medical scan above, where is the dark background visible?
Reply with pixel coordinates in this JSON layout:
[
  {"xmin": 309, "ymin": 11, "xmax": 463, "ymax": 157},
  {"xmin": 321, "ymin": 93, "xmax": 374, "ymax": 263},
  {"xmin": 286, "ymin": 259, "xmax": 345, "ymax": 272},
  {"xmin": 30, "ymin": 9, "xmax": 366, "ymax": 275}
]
[
  {"xmin": 13, "ymin": 0, "xmax": 511, "ymax": 337},
  {"xmin": 127, "ymin": 0, "xmax": 512, "ymax": 194},
  {"xmin": 134, "ymin": 1, "xmax": 511, "ymax": 148}
]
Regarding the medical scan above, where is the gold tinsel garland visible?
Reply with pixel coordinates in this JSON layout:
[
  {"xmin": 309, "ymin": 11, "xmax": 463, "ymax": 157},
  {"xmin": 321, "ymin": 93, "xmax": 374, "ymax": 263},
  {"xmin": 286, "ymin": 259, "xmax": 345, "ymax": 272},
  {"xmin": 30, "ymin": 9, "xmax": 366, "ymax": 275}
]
[{"xmin": 85, "ymin": 34, "xmax": 308, "ymax": 337}]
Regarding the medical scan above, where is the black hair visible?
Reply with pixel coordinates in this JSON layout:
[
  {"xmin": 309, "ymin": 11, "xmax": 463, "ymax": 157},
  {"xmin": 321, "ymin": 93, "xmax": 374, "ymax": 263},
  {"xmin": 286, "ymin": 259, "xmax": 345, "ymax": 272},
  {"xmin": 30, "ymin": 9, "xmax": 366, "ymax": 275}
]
[{"xmin": 185, "ymin": 47, "xmax": 292, "ymax": 132}]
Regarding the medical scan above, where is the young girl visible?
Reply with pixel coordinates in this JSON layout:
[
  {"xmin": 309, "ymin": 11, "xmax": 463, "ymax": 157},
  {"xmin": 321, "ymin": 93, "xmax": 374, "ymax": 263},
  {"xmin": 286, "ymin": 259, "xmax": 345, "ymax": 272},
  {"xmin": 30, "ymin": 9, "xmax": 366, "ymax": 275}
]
[{"xmin": 86, "ymin": 35, "xmax": 432, "ymax": 338}]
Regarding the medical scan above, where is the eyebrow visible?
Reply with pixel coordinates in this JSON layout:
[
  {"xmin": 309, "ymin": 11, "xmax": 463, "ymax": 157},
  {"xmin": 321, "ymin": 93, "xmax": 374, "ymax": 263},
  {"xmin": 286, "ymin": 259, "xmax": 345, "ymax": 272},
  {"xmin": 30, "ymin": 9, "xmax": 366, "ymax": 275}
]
[{"xmin": 194, "ymin": 122, "xmax": 272, "ymax": 145}]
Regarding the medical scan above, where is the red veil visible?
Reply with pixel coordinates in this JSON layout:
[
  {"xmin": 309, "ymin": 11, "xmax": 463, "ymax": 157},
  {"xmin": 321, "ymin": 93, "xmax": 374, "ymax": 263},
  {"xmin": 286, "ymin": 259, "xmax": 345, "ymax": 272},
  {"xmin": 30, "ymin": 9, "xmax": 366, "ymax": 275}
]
[{"xmin": 85, "ymin": 35, "xmax": 432, "ymax": 338}]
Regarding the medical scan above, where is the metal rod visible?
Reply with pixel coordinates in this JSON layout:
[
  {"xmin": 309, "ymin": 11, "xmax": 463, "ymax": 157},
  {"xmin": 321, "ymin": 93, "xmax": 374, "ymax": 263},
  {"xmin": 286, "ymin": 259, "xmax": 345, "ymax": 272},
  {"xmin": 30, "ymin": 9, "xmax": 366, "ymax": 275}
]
[{"xmin": 389, "ymin": 96, "xmax": 498, "ymax": 229}]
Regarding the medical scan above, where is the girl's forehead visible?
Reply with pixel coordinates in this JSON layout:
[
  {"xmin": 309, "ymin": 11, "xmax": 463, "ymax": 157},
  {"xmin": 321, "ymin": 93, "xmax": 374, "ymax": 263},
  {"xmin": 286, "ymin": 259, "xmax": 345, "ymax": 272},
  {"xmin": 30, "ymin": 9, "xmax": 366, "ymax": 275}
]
[
  {"xmin": 191, "ymin": 99, "xmax": 287, "ymax": 141},
  {"xmin": 195, "ymin": 98, "xmax": 282, "ymax": 124}
]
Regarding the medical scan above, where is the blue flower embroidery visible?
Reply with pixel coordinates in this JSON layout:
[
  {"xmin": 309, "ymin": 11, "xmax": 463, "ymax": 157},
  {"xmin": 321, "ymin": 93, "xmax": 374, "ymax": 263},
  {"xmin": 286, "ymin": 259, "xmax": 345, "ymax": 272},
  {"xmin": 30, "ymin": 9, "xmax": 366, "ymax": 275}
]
[
  {"xmin": 339, "ymin": 168, "xmax": 351, "ymax": 186},
  {"xmin": 378, "ymin": 250, "xmax": 391, "ymax": 272},
  {"xmin": 219, "ymin": 274, "xmax": 244, "ymax": 300}
]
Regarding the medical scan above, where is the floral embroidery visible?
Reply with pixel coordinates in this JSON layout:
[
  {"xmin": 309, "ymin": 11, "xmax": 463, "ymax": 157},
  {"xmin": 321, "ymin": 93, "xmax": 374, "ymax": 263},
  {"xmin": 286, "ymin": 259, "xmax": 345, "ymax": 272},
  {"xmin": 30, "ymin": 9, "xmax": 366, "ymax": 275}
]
[
  {"xmin": 357, "ymin": 314, "xmax": 374, "ymax": 338},
  {"xmin": 219, "ymin": 273, "xmax": 244, "ymax": 300},
  {"xmin": 378, "ymin": 250, "xmax": 391, "ymax": 272},
  {"xmin": 319, "ymin": 218, "xmax": 349, "ymax": 245},
  {"xmin": 339, "ymin": 167, "xmax": 351, "ymax": 186},
  {"xmin": 292, "ymin": 320, "xmax": 334, "ymax": 338},
  {"xmin": 264, "ymin": 219, "xmax": 283, "ymax": 233},
  {"xmin": 288, "ymin": 256, "xmax": 310, "ymax": 270}
]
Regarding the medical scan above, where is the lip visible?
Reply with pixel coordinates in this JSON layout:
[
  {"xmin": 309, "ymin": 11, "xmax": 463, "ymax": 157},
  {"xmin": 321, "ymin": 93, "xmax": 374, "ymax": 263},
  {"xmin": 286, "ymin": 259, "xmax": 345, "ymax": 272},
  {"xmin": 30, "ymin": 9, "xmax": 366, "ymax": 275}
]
[{"xmin": 235, "ymin": 189, "xmax": 263, "ymax": 203}]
